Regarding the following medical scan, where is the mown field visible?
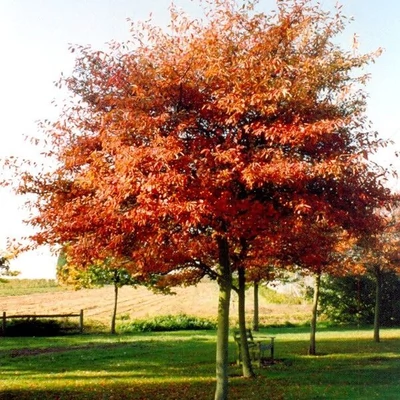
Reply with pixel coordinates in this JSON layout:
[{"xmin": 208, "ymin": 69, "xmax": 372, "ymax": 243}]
[{"xmin": 0, "ymin": 279, "xmax": 311, "ymax": 326}]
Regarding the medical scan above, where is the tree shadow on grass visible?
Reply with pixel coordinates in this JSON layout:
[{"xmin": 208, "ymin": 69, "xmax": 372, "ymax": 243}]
[
  {"xmin": 1, "ymin": 359, "xmax": 399, "ymax": 400},
  {"xmin": 1, "ymin": 337, "xmax": 218, "ymax": 378}
]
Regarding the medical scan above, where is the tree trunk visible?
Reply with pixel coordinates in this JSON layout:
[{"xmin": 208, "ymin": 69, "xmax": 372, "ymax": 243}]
[
  {"xmin": 373, "ymin": 266, "xmax": 382, "ymax": 343},
  {"xmin": 214, "ymin": 236, "xmax": 232, "ymax": 400},
  {"xmin": 238, "ymin": 266, "xmax": 255, "ymax": 378},
  {"xmin": 111, "ymin": 283, "xmax": 118, "ymax": 334},
  {"xmin": 309, "ymin": 272, "xmax": 321, "ymax": 355},
  {"xmin": 253, "ymin": 281, "xmax": 259, "ymax": 332}
]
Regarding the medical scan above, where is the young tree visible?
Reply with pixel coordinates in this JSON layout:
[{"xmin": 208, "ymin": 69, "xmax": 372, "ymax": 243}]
[
  {"xmin": 57, "ymin": 251, "xmax": 140, "ymax": 334},
  {"xmin": 4, "ymin": 1, "xmax": 392, "ymax": 398},
  {"xmin": 356, "ymin": 211, "xmax": 400, "ymax": 342},
  {"xmin": 282, "ymin": 222, "xmax": 353, "ymax": 355},
  {"xmin": 247, "ymin": 266, "xmax": 275, "ymax": 332},
  {"xmin": 277, "ymin": 211, "xmax": 383, "ymax": 355}
]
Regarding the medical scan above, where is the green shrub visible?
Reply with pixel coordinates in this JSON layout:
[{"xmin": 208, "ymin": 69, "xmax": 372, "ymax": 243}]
[
  {"xmin": 317, "ymin": 272, "xmax": 400, "ymax": 326},
  {"xmin": 260, "ymin": 286, "xmax": 304, "ymax": 305},
  {"xmin": 117, "ymin": 313, "xmax": 131, "ymax": 321},
  {"xmin": 118, "ymin": 314, "xmax": 217, "ymax": 333}
]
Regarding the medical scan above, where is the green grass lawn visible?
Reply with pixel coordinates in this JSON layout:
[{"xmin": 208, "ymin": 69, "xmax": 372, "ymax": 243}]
[{"xmin": 0, "ymin": 326, "xmax": 399, "ymax": 399}]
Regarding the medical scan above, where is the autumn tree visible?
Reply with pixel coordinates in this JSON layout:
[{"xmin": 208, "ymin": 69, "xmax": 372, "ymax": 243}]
[
  {"xmin": 299, "ymin": 205, "xmax": 399, "ymax": 353},
  {"xmin": 355, "ymin": 210, "xmax": 400, "ymax": 342},
  {"xmin": 310, "ymin": 211, "xmax": 400, "ymax": 344},
  {"xmin": 4, "ymin": 1, "xmax": 393, "ymax": 398},
  {"xmin": 274, "ymin": 219, "xmax": 357, "ymax": 355}
]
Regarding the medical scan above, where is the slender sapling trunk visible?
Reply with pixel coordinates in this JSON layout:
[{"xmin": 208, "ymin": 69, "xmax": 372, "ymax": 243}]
[
  {"xmin": 253, "ymin": 281, "xmax": 259, "ymax": 332},
  {"xmin": 373, "ymin": 265, "xmax": 382, "ymax": 343},
  {"xmin": 111, "ymin": 283, "xmax": 118, "ymax": 334},
  {"xmin": 309, "ymin": 272, "xmax": 321, "ymax": 355},
  {"xmin": 238, "ymin": 266, "xmax": 255, "ymax": 378}
]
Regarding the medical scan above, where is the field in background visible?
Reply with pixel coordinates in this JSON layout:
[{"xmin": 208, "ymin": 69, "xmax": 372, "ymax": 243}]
[
  {"xmin": 0, "ymin": 279, "xmax": 64, "ymax": 296},
  {"xmin": 0, "ymin": 279, "xmax": 311, "ymax": 326}
]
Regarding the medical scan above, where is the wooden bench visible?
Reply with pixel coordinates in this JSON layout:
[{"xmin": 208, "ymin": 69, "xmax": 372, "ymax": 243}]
[{"xmin": 233, "ymin": 329, "xmax": 275, "ymax": 367}]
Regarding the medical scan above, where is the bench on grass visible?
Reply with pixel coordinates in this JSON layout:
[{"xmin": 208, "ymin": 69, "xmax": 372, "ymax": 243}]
[{"xmin": 233, "ymin": 329, "xmax": 275, "ymax": 367}]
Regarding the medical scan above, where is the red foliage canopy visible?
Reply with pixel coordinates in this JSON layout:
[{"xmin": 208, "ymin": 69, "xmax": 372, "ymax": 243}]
[{"xmin": 7, "ymin": 0, "xmax": 393, "ymax": 284}]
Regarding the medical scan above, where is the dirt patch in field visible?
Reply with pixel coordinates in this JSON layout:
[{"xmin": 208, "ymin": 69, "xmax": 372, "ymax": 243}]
[{"xmin": 1, "ymin": 280, "xmax": 311, "ymax": 324}]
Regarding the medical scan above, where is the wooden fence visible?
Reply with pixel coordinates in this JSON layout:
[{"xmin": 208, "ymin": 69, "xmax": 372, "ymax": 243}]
[{"xmin": 1, "ymin": 310, "xmax": 84, "ymax": 335}]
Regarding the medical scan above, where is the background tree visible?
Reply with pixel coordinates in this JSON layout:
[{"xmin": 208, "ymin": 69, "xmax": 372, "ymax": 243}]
[
  {"xmin": 282, "ymin": 223, "xmax": 351, "ymax": 355},
  {"xmin": 4, "ymin": 1, "xmax": 392, "ymax": 398},
  {"xmin": 352, "ymin": 211, "xmax": 400, "ymax": 341},
  {"xmin": 57, "ymin": 251, "xmax": 140, "ymax": 334},
  {"xmin": 304, "ymin": 209, "xmax": 399, "ymax": 347},
  {"xmin": 0, "ymin": 251, "xmax": 19, "ymax": 283},
  {"xmin": 84, "ymin": 265, "xmax": 140, "ymax": 334},
  {"xmin": 280, "ymin": 213, "xmax": 380, "ymax": 355},
  {"xmin": 246, "ymin": 265, "xmax": 276, "ymax": 332}
]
